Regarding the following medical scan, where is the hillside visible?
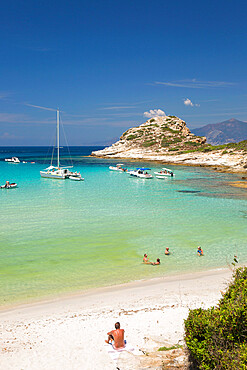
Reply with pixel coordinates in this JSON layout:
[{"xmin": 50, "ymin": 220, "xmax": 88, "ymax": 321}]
[
  {"xmin": 91, "ymin": 115, "xmax": 247, "ymax": 173},
  {"xmin": 92, "ymin": 115, "xmax": 206, "ymax": 156},
  {"xmin": 192, "ymin": 118, "xmax": 247, "ymax": 145}
]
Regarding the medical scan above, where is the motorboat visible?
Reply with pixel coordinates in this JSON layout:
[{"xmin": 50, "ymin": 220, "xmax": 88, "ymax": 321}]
[
  {"xmin": 69, "ymin": 175, "xmax": 84, "ymax": 181},
  {"xmin": 129, "ymin": 168, "xmax": 153, "ymax": 179},
  {"xmin": 5, "ymin": 157, "xmax": 20, "ymax": 163},
  {"xmin": 109, "ymin": 163, "xmax": 127, "ymax": 172},
  {"xmin": 1, "ymin": 182, "xmax": 17, "ymax": 189},
  {"xmin": 154, "ymin": 167, "xmax": 175, "ymax": 177},
  {"xmin": 69, "ymin": 171, "xmax": 84, "ymax": 181},
  {"xmin": 40, "ymin": 109, "xmax": 83, "ymax": 180}
]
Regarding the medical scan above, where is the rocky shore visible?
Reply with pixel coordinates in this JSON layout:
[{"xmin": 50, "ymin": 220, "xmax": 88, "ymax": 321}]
[{"xmin": 91, "ymin": 115, "xmax": 247, "ymax": 174}]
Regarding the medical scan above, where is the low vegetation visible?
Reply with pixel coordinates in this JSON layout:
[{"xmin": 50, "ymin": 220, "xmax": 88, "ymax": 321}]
[
  {"xmin": 184, "ymin": 267, "xmax": 247, "ymax": 369},
  {"xmin": 158, "ymin": 344, "xmax": 183, "ymax": 351},
  {"xmin": 143, "ymin": 140, "xmax": 157, "ymax": 147}
]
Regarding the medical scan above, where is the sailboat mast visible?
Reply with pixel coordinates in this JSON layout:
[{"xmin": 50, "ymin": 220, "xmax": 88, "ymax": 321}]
[{"xmin": 57, "ymin": 109, "xmax": 60, "ymax": 168}]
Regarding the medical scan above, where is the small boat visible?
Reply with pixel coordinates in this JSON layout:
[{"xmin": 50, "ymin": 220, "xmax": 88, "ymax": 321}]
[
  {"xmin": 22, "ymin": 161, "xmax": 27, "ymax": 163},
  {"xmin": 1, "ymin": 182, "xmax": 17, "ymax": 189},
  {"xmin": 129, "ymin": 168, "xmax": 153, "ymax": 179},
  {"xmin": 154, "ymin": 168, "xmax": 175, "ymax": 177},
  {"xmin": 109, "ymin": 163, "xmax": 127, "ymax": 172},
  {"xmin": 5, "ymin": 157, "xmax": 20, "ymax": 163},
  {"xmin": 69, "ymin": 175, "xmax": 84, "ymax": 181}
]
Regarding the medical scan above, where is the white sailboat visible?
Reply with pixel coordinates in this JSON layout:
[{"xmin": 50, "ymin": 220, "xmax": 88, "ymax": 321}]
[{"xmin": 40, "ymin": 109, "xmax": 83, "ymax": 180}]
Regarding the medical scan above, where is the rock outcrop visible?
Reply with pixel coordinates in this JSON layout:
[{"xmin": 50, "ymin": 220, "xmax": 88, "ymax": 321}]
[
  {"xmin": 92, "ymin": 115, "xmax": 206, "ymax": 157},
  {"xmin": 91, "ymin": 115, "xmax": 247, "ymax": 173}
]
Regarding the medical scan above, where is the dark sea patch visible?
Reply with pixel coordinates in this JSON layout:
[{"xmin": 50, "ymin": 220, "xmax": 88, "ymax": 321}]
[{"xmin": 177, "ymin": 190, "xmax": 201, "ymax": 194}]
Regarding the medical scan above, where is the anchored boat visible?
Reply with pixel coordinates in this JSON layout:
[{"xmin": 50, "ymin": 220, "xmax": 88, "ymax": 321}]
[
  {"xmin": 109, "ymin": 164, "xmax": 128, "ymax": 172},
  {"xmin": 40, "ymin": 109, "xmax": 83, "ymax": 180},
  {"xmin": 1, "ymin": 182, "xmax": 17, "ymax": 189},
  {"xmin": 5, "ymin": 157, "xmax": 20, "ymax": 163},
  {"xmin": 129, "ymin": 168, "xmax": 153, "ymax": 179},
  {"xmin": 154, "ymin": 167, "xmax": 175, "ymax": 178}
]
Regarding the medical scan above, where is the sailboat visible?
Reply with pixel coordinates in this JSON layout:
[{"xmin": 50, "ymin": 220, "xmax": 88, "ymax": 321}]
[{"xmin": 40, "ymin": 109, "xmax": 83, "ymax": 180}]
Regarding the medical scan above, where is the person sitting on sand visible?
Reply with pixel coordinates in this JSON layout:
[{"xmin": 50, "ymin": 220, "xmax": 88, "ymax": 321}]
[
  {"xmin": 165, "ymin": 247, "xmax": 170, "ymax": 255},
  {"xmin": 152, "ymin": 258, "xmax": 161, "ymax": 265},
  {"xmin": 143, "ymin": 254, "xmax": 150, "ymax": 264},
  {"xmin": 105, "ymin": 322, "xmax": 125, "ymax": 349},
  {"xmin": 197, "ymin": 246, "xmax": 204, "ymax": 256}
]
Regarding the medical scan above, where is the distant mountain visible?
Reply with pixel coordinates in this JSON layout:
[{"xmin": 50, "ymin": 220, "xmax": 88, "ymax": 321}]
[{"xmin": 192, "ymin": 118, "xmax": 247, "ymax": 145}]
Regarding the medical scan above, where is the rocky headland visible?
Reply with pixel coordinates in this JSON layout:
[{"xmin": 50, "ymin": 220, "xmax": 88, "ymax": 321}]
[{"xmin": 91, "ymin": 115, "xmax": 247, "ymax": 174}]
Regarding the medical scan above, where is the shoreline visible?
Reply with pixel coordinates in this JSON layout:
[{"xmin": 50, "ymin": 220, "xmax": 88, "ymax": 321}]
[
  {"xmin": 0, "ymin": 268, "xmax": 233, "ymax": 369},
  {"xmin": 0, "ymin": 267, "xmax": 232, "ymax": 315},
  {"xmin": 0, "ymin": 266, "xmax": 231, "ymax": 314},
  {"xmin": 90, "ymin": 150, "xmax": 247, "ymax": 175}
]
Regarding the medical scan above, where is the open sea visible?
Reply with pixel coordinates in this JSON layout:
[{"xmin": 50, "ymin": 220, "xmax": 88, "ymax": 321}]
[{"xmin": 0, "ymin": 146, "xmax": 247, "ymax": 307}]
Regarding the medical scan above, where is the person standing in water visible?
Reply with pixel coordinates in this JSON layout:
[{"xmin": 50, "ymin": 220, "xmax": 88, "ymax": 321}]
[{"xmin": 197, "ymin": 246, "xmax": 204, "ymax": 256}]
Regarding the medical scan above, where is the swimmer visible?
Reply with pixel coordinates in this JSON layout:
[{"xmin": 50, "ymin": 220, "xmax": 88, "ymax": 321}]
[
  {"xmin": 165, "ymin": 247, "xmax": 170, "ymax": 255},
  {"xmin": 197, "ymin": 246, "xmax": 204, "ymax": 256},
  {"xmin": 143, "ymin": 254, "xmax": 151, "ymax": 264},
  {"xmin": 152, "ymin": 258, "xmax": 161, "ymax": 265}
]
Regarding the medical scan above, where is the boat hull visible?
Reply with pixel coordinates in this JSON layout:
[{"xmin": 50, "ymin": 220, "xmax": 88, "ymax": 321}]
[
  {"xmin": 40, "ymin": 171, "xmax": 66, "ymax": 179},
  {"xmin": 129, "ymin": 171, "xmax": 153, "ymax": 179},
  {"xmin": 156, "ymin": 175, "xmax": 167, "ymax": 179},
  {"xmin": 154, "ymin": 172, "xmax": 174, "ymax": 177},
  {"xmin": 69, "ymin": 176, "xmax": 84, "ymax": 181}
]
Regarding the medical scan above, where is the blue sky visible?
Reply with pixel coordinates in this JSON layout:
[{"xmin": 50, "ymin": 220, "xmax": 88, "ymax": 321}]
[{"xmin": 0, "ymin": 0, "xmax": 246, "ymax": 145}]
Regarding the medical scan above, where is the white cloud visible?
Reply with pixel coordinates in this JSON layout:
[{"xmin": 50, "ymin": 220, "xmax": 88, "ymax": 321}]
[
  {"xmin": 184, "ymin": 98, "xmax": 194, "ymax": 107},
  {"xmin": 183, "ymin": 98, "xmax": 200, "ymax": 107},
  {"xmin": 154, "ymin": 79, "xmax": 235, "ymax": 89},
  {"xmin": 144, "ymin": 109, "xmax": 166, "ymax": 118}
]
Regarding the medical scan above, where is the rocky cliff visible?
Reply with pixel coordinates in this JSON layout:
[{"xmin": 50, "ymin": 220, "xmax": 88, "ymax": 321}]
[{"xmin": 92, "ymin": 115, "xmax": 206, "ymax": 157}]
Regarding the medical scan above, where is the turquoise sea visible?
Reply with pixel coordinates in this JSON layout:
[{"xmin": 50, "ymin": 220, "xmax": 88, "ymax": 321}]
[{"xmin": 0, "ymin": 146, "xmax": 247, "ymax": 307}]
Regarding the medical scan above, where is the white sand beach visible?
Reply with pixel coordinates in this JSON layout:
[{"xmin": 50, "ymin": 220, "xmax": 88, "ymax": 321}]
[{"xmin": 0, "ymin": 268, "xmax": 232, "ymax": 370}]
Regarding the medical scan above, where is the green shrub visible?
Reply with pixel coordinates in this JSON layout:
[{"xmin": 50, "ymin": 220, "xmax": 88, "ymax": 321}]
[
  {"xmin": 202, "ymin": 147, "xmax": 214, "ymax": 152},
  {"xmin": 143, "ymin": 140, "xmax": 157, "ymax": 147},
  {"xmin": 126, "ymin": 134, "xmax": 137, "ymax": 141},
  {"xmin": 168, "ymin": 148, "xmax": 179, "ymax": 151},
  {"xmin": 161, "ymin": 126, "xmax": 177, "ymax": 133},
  {"xmin": 184, "ymin": 267, "xmax": 247, "ymax": 369},
  {"xmin": 171, "ymin": 137, "xmax": 182, "ymax": 143},
  {"xmin": 150, "ymin": 118, "xmax": 155, "ymax": 123},
  {"xmin": 185, "ymin": 141, "xmax": 200, "ymax": 147},
  {"xmin": 158, "ymin": 344, "xmax": 183, "ymax": 351},
  {"xmin": 161, "ymin": 139, "xmax": 173, "ymax": 147}
]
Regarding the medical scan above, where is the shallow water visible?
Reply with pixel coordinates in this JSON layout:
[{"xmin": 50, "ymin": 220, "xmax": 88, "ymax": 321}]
[{"xmin": 0, "ymin": 147, "xmax": 246, "ymax": 306}]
